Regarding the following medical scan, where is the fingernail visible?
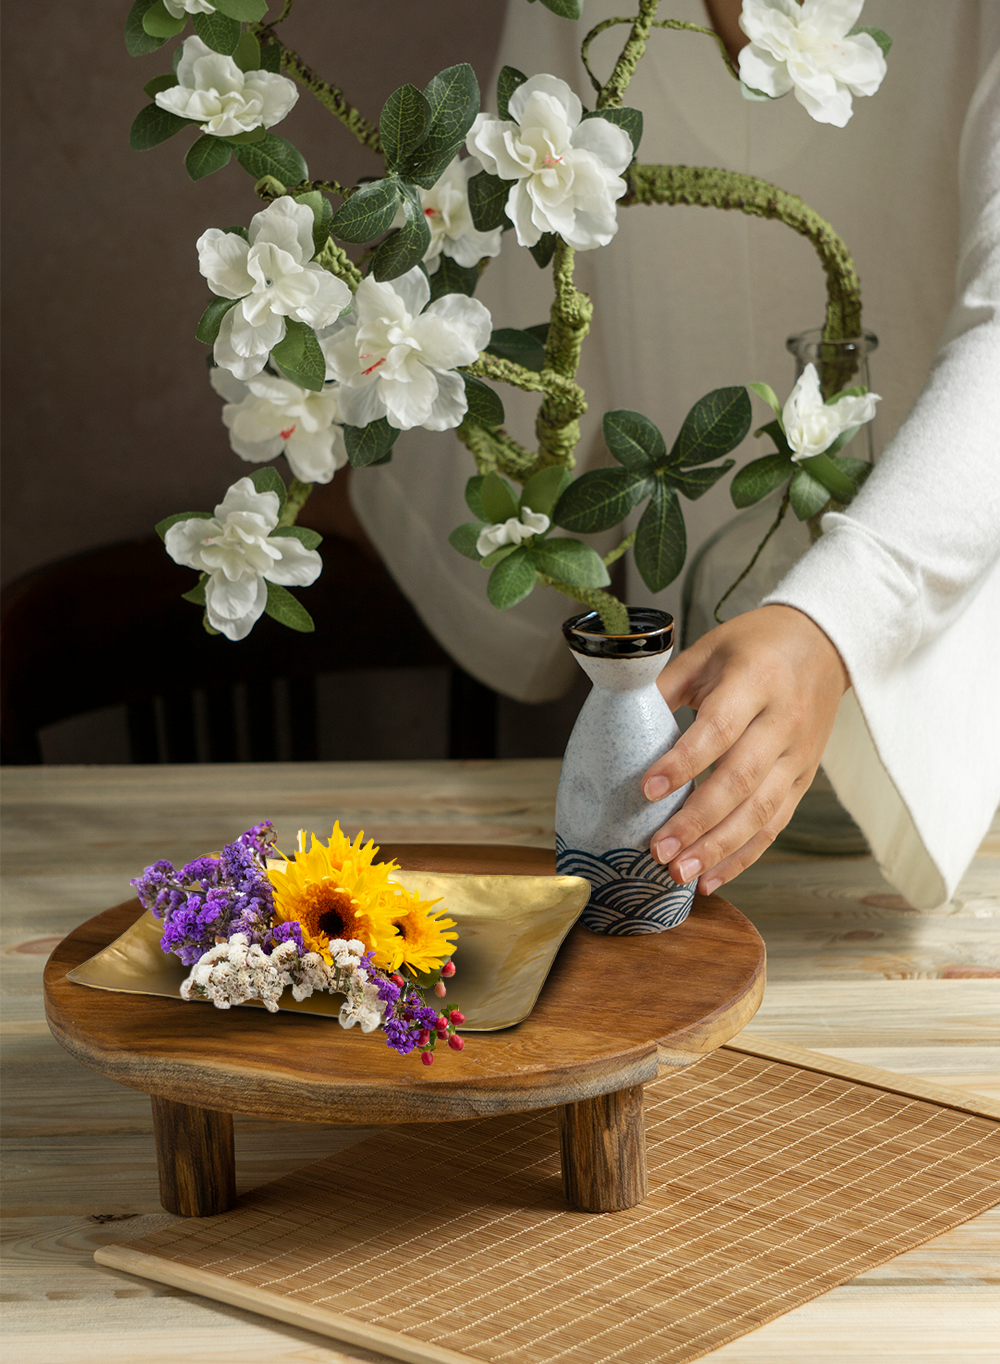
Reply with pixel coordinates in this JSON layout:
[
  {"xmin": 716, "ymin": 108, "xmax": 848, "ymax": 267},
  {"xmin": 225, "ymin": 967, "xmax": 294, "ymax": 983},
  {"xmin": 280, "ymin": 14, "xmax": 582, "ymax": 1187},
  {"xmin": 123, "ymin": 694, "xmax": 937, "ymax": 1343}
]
[
  {"xmin": 644, "ymin": 775, "xmax": 670, "ymax": 801},
  {"xmin": 677, "ymin": 857, "xmax": 702, "ymax": 883},
  {"xmin": 654, "ymin": 836, "xmax": 680, "ymax": 864},
  {"xmin": 701, "ymin": 876, "xmax": 723, "ymax": 896}
]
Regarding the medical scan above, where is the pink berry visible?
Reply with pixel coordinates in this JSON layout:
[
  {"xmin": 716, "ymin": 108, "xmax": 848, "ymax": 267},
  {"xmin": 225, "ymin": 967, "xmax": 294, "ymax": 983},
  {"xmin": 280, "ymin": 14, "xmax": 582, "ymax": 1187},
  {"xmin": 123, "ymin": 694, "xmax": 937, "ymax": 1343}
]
[
  {"xmin": 441, "ymin": 961, "xmax": 456, "ymax": 977},
  {"xmin": 421, "ymin": 1050, "xmax": 434, "ymax": 1066},
  {"xmin": 434, "ymin": 981, "xmax": 447, "ymax": 997},
  {"xmin": 435, "ymin": 1014, "xmax": 448, "ymax": 1029},
  {"xmin": 391, "ymin": 974, "xmax": 405, "ymax": 987},
  {"xmin": 448, "ymin": 1034, "xmax": 465, "ymax": 1051},
  {"xmin": 449, "ymin": 1010, "xmax": 465, "ymax": 1025},
  {"xmin": 417, "ymin": 1029, "xmax": 430, "ymax": 1046}
]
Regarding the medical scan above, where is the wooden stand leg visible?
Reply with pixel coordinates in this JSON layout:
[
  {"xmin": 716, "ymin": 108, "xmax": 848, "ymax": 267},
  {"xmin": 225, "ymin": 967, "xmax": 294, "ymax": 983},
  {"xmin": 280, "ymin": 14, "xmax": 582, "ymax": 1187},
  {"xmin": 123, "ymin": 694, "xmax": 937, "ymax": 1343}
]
[
  {"xmin": 557, "ymin": 1083, "xmax": 647, "ymax": 1213},
  {"xmin": 151, "ymin": 1095, "xmax": 236, "ymax": 1217}
]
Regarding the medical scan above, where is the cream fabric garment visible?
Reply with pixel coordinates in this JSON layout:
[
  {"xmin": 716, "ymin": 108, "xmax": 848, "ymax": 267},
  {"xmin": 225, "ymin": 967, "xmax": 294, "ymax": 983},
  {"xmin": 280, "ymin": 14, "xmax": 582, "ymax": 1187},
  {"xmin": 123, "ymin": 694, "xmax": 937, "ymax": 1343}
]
[{"xmin": 352, "ymin": 1, "xmax": 1000, "ymax": 905}]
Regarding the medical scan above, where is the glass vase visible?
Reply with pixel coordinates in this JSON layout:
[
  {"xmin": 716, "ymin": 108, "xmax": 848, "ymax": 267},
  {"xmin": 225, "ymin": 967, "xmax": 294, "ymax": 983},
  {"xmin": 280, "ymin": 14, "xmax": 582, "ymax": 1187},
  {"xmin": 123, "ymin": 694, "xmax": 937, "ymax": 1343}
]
[
  {"xmin": 680, "ymin": 330, "xmax": 879, "ymax": 855},
  {"xmin": 555, "ymin": 608, "xmax": 697, "ymax": 934}
]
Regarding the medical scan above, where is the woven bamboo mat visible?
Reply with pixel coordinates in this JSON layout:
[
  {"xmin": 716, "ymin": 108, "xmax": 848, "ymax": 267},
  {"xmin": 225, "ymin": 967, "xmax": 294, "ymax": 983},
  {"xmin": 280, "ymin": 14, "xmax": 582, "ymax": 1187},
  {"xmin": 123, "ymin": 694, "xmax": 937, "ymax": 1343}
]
[{"xmin": 96, "ymin": 1047, "xmax": 1000, "ymax": 1364}]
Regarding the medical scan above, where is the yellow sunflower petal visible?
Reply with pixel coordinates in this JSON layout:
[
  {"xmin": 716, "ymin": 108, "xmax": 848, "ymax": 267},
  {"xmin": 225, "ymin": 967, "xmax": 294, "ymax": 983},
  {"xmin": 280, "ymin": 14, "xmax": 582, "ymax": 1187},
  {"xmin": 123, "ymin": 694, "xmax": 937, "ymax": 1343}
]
[{"xmin": 371, "ymin": 888, "xmax": 458, "ymax": 975}]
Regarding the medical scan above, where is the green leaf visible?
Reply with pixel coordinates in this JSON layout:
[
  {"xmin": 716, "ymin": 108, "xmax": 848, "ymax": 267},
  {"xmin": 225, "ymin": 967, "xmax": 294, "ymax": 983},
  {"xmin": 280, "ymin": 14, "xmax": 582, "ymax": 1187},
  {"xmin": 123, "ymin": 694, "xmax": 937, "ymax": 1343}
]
[
  {"xmin": 249, "ymin": 465, "xmax": 287, "ymax": 517},
  {"xmin": 220, "ymin": 126, "xmax": 266, "ymax": 145},
  {"xmin": 271, "ymin": 319, "xmax": 326, "ymax": 392},
  {"xmin": 264, "ymin": 581, "xmax": 315, "ymax": 633},
  {"xmin": 529, "ymin": 233, "xmax": 557, "ymax": 269},
  {"xmin": 126, "ymin": 0, "xmax": 168, "ymax": 56},
  {"xmin": 181, "ymin": 578, "xmax": 207, "ymax": 606},
  {"xmin": 464, "ymin": 475, "xmax": 487, "ymax": 520},
  {"xmin": 603, "ymin": 409, "xmax": 665, "ymax": 472},
  {"xmin": 196, "ymin": 295, "xmax": 239, "ymax": 345},
  {"xmin": 496, "ymin": 65, "xmax": 528, "ymax": 121},
  {"xmin": 554, "ymin": 467, "xmax": 649, "ymax": 533},
  {"xmin": 404, "ymin": 64, "xmax": 480, "ymax": 190},
  {"xmin": 667, "ymin": 459, "xmax": 736, "ymax": 500},
  {"xmin": 670, "ymin": 386, "xmax": 753, "ymax": 467},
  {"xmin": 479, "ymin": 472, "xmax": 519, "ymax": 524},
  {"xmin": 185, "ymin": 134, "xmax": 232, "ymax": 181},
  {"xmin": 730, "ymin": 453, "xmax": 794, "ymax": 508},
  {"xmin": 529, "ymin": 537, "xmax": 610, "ymax": 588},
  {"xmin": 537, "ymin": 0, "xmax": 584, "ymax": 17},
  {"xmin": 192, "ymin": 8, "xmax": 241, "ymax": 53},
  {"xmin": 271, "ymin": 525, "xmax": 322, "ymax": 550},
  {"xmin": 371, "ymin": 183, "xmax": 431, "ymax": 281},
  {"xmin": 487, "ymin": 547, "xmax": 536, "ymax": 609},
  {"xmin": 449, "ymin": 522, "xmax": 485, "ymax": 561},
  {"xmin": 233, "ymin": 133, "xmax": 308, "ymax": 188},
  {"xmin": 343, "ymin": 417, "xmax": 400, "ymax": 468},
  {"xmin": 155, "ymin": 511, "xmax": 212, "ymax": 541},
  {"xmin": 294, "ymin": 189, "xmax": 334, "ymax": 256},
  {"xmin": 428, "ymin": 256, "xmax": 480, "ymax": 301},
  {"xmin": 486, "ymin": 327, "xmax": 546, "ymax": 372},
  {"xmin": 233, "ymin": 29, "xmax": 262, "ymax": 71},
  {"xmin": 634, "ymin": 482, "xmax": 686, "ymax": 593},
  {"xmin": 467, "ymin": 169, "xmax": 510, "ymax": 233},
  {"xmin": 581, "ymin": 106, "xmax": 643, "ymax": 156},
  {"xmin": 788, "ymin": 467, "xmax": 831, "ymax": 521},
  {"xmin": 224, "ymin": 224, "xmax": 250, "ymax": 241},
  {"xmin": 525, "ymin": 322, "xmax": 550, "ymax": 346},
  {"xmin": 380, "ymin": 83, "xmax": 432, "ymax": 171},
  {"xmin": 330, "ymin": 178, "xmax": 402, "ymax": 244},
  {"xmin": 848, "ymin": 24, "xmax": 892, "ymax": 55},
  {"xmin": 143, "ymin": 73, "xmax": 178, "ymax": 99},
  {"xmin": 142, "ymin": 1, "xmax": 186, "ymax": 39},
  {"xmin": 258, "ymin": 40, "xmax": 281, "ymax": 73},
  {"xmin": 833, "ymin": 456, "xmax": 872, "ymax": 494},
  {"xmin": 747, "ymin": 380, "xmax": 782, "ymax": 417},
  {"xmin": 129, "ymin": 103, "xmax": 189, "ymax": 150},
  {"xmin": 462, "ymin": 374, "xmax": 505, "ymax": 428},
  {"xmin": 796, "ymin": 452, "xmax": 858, "ymax": 503},
  {"xmin": 754, "ymin": 417, "xmax": 794, "ymax": 458},
  {"xmin": 213, "ymin": 0, "xmax": 269, "ymax": 20},
  {"xmin": 481, "ymin": 544, "xmax": 518, "ymax": 569},
  {"xmin": 519, "ymin": 466, "xmax": 572, "ymax": 517}
]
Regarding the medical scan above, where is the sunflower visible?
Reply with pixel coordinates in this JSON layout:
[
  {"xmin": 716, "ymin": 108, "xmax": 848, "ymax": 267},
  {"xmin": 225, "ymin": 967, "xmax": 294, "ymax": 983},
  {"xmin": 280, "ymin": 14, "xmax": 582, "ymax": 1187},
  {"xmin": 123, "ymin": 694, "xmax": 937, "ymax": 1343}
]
[
  {"xmin": 267, "ymin": 824, "xmax": 399, "ymax": 964},
  {"xmin": 371, "ymin": 887, "xmax": 458, "ymax": 976}
]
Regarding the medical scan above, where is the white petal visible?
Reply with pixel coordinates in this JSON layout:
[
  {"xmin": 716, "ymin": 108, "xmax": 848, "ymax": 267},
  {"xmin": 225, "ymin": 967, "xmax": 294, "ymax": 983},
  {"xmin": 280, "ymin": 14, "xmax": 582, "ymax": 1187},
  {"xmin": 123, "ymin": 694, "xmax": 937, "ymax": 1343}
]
[
  {"xmin": 243, "ymin": 70, "xmax": 299, "ymax": 129},
  {"xmin": 284, "ymin": 428, "xmax": 341, "ymax": 483},
  {"xmin": 164, "ymin": 516, "xmax": 218, "ymax": 569},
  {"xmin": 263, "ymin": 537, "xmax": 323, "ymax": 587},
  {"xmin": 738, "ymin": 45, "xmax": 795, "ymax": 98},
  {"xmin": 209, "ymin": 367, "xmax": 249, "ymax": 403},
  {"xmin": 468, "ymin": 115, "xmax": 528, "ymax": 182},
  {"xmin": 197, "ymin": 229, "xmax": 253, "ymax": 299},
  {"xmin": 381, "ymin": 364, "xmax": 439, "ymax": 430},
  {"xmin": 571, "ymin": 118, "xmax": 634, "ymax": 175},
  {"xmin": 175, "ymin": 35, "xmax": 213, "ymax": 88},
  {"xmin": 384, "ymin": 267, "xmax": 431, "ymax": 320},
  {"xmin": 249, "ymin": 196, "xmax": 314, "ymax": 263},
  {"xmin": 506, "ymin": 182, "xmax": 541, "ymax": 246},
  {"xmin": 422, "ymin": 368, "xmax": 468, "ymax": 431},
  {"xmin": 205, "ymin": 573, "xmax": 268, "ymax": 640},
  {"xmin": 216, "ymin": 477, "xmax": 280, "ymax": 525},
  {"xmin": 214, "ymin": 309, "xmax": 269, "ymax": 380},
  {"xmin": 292, "ymin": 266, "xmax": 352, "ymax": 329},
  {"xmin": 229, "ymin": 432, "xmax": 286, "ymax": 464},
  {"xmin": 508, "ymin": 74, "xmax": 582, "ymax": 130},
  {"xmin": 335, "ymin": 379, "xmax": 388, "ymax": 427}
]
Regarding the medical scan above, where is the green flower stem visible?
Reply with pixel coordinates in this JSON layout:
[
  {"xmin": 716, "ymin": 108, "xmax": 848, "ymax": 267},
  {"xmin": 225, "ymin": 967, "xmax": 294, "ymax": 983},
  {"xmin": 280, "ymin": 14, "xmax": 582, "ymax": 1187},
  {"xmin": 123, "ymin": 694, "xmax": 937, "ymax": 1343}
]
[
  {"xmin": 581, "ymin": 16, "xmax": 738, "ymax": 95},
  {"xmin": 455, "ymin": 421, "xmax": 537, "ymax": 481},
  {"xmin": 713, "ymin": 486, "xmax": 791, "ymax": 623},
  {"xmin": 624, "ymin": 164, "xmax": 862, "ymax": 341},
  {"xmin": 270, "ymin": 0, "xmax": 295, "ymax": 24},
  {"xmin": 464, "ymin": 351, "xmax": 588, "ymax": 477},
  {"xmin": 597, "ymin": 0, "xmax": 663, "ymax": 109},
  {"xmin": 535, "ymin": 573, "xmax": 630, "ymax": 635},
  {"xmin": 253, "ymin": 32, "xmax": 383, "ymax": 156},
  {"xmin": 603, "ymin": 529, "xmax": 637, "ymax": 567},
  {"xmin": 278, "ymin": 478, "xmax": 313, "ymax": 527},
  {"xmin": 534, "ymin": 242, "xmax": 593, "ymax": 469}
]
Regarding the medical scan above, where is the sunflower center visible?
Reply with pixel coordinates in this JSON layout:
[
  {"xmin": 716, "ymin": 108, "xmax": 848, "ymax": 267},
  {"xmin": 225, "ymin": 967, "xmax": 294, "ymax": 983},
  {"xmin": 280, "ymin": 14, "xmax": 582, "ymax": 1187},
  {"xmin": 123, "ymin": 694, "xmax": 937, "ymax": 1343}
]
[{"xmin": 309, "ymin": 887, "xmax": 355, "ymax": 940}]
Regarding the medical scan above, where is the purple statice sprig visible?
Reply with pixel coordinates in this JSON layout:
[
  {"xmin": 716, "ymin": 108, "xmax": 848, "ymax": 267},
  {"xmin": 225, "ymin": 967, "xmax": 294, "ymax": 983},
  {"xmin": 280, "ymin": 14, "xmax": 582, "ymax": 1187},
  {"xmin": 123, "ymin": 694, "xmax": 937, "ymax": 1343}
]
[
  {"xmin": 132, "ymin": 820, "xmax": 284, "ymax": 965},
  {"xmin": 378, "ymin": 972, "xmax": 465, "ymax": 1063}
]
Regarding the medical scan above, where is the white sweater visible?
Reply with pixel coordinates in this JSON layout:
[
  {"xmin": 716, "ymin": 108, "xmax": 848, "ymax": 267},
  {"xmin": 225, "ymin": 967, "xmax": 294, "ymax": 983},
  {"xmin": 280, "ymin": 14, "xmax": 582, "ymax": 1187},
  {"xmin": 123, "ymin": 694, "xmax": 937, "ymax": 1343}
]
[{"xmin": 352, "ymin": 1, "xmax": 1000, "ymax": 907}]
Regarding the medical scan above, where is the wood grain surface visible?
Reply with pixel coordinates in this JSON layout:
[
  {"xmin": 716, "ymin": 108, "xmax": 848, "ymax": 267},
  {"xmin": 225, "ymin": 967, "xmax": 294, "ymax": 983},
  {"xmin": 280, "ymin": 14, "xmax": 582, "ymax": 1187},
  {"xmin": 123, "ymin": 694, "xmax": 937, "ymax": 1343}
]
[{"xmin": 4, "ymin": 762, "xmax": 999, "ymax": 1362}]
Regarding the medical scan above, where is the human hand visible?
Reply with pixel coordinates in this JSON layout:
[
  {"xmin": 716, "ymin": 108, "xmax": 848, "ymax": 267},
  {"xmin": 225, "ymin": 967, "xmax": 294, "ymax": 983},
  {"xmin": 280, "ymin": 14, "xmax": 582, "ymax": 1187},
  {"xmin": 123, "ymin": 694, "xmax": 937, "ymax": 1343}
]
[{"xmin": 642, "ymin": 604, "xmax": 850, "ymax": 895}]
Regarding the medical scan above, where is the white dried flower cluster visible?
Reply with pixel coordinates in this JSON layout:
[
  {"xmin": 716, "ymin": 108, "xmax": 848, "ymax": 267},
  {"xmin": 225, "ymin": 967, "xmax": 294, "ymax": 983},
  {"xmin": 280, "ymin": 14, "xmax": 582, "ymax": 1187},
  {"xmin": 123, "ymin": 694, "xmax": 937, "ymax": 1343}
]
[{"xmin": 329, "ymin": 937, "xmax": 388, "ymax": 1033}]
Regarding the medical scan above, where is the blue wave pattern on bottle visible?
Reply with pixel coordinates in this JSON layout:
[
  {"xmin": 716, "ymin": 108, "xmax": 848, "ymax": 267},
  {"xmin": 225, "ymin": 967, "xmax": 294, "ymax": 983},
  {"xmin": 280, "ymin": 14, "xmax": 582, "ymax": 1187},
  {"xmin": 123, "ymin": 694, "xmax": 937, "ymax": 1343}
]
[{"xmin": 556, "ymin": 836, "xmax": 696, "ymax": 935}]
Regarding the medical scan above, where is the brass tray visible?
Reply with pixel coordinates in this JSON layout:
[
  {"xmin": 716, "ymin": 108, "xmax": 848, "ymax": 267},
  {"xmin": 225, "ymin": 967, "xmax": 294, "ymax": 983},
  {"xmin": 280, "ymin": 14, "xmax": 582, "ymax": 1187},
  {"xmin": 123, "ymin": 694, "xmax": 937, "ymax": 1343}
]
[{"xmin": 67, "ymin": 868, "xmax": 591, "ymax": 1031}]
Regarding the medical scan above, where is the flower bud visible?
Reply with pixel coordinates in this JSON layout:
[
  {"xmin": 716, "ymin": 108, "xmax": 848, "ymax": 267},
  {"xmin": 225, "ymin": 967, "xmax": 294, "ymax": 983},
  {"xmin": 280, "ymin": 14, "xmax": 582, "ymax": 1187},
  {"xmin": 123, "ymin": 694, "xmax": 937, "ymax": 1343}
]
[{"xmin": 391, "ymin": 973, "xmax": 405, "ymax": 987}]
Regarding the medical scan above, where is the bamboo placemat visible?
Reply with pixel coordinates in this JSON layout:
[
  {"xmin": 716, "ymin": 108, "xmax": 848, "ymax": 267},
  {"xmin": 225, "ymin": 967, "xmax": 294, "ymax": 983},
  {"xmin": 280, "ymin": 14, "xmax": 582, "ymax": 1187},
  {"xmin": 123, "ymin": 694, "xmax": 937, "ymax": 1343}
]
[{"xmin": 96, "ymin": 1046, "xmax": 1000, "ymax": 1364}]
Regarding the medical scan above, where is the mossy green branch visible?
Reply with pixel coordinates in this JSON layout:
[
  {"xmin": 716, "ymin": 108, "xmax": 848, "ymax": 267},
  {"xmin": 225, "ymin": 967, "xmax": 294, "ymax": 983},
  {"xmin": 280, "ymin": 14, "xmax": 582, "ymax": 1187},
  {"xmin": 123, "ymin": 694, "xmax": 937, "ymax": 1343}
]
[
  {"xmin": 582, "ymin": 15, "xmax": 738, "ymax": 95},
  {"xmin": 597, "ymin": 0, "xmax": 663, "ymax": 109},
  {"xmin": 254, "ymin": 30, "xmax": 383, "ymax": 156},
  {"xmin": 532, "ymin": 242, "xmax": 593, "ymax": 469},
  {"xmin": 278, "ymin": 478, "xmax": 313, "ymax": 527},
  {"xmin": 603, "ymin": 529, "xmax": 636, "ymax": 567},
  {"xmin": 464, "ymin": 350, "xmax": 588, "ymax": 476},
  {"xmin": 314, "ymin": 237, "xmax": 362, "ymax": 291},
  {"xmin": 535, "ymin": 573, "xmax": 630, "ymax": 634},
  {"xmin": 624, "ymin": 163, "xmax": 862, "ymax": 340},
  {"xmin": 455, "ymin": 421, "xmax": 536, "ymax": 480}
]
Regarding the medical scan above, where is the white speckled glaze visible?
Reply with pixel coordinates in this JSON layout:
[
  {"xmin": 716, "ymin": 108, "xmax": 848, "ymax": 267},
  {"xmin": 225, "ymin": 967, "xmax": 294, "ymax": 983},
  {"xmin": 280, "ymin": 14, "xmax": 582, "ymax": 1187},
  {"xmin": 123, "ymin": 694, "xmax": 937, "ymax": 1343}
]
[{"xmin": 555, "ymin": 614, "xmax": 697, "ymax": 934}]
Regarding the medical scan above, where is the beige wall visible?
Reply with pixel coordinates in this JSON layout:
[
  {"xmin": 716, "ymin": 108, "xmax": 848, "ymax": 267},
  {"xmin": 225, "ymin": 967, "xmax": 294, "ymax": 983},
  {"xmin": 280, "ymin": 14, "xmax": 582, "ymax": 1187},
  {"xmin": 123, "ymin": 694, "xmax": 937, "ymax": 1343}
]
[{"xmin": 1, "ymin": 1, "xmax": 506, "ymax": 586}]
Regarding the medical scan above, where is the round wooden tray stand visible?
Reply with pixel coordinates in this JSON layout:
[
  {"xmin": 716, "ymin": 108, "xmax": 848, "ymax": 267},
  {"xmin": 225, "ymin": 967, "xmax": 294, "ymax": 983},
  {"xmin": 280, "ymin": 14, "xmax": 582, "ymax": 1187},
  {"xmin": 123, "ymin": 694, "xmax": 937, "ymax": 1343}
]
[{"xmin": 44, "ymin": 845, "xmax": 765, "ymax": 1218}]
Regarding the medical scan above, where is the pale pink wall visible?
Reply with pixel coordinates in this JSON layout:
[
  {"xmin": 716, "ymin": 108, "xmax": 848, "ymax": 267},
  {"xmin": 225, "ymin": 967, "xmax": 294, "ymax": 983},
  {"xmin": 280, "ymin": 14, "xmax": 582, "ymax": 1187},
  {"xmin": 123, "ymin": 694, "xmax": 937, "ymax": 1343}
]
[{"xmin": 1, "ymin": 2, "xmax": 506, "ymax": 585}]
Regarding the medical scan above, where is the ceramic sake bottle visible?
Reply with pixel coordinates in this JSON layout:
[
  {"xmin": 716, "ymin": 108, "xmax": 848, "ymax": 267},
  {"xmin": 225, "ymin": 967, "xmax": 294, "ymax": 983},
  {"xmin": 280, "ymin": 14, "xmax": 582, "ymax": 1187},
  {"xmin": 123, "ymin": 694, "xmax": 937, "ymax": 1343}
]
[{"xmin": 555, "ymin": 608, "xmax": 696, "ymax": 934}]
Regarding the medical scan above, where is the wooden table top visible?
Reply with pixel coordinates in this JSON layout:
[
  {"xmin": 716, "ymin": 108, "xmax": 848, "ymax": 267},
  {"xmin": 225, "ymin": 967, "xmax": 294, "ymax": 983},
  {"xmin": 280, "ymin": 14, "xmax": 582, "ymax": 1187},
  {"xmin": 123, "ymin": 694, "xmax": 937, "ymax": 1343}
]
[
  {"xmin": 43, "ymin": 843, "xmax": 765, "ymax": 1124},
  {"xmin": 4, "ymin": 762, "xmax": 998, "ymax": 1364}
]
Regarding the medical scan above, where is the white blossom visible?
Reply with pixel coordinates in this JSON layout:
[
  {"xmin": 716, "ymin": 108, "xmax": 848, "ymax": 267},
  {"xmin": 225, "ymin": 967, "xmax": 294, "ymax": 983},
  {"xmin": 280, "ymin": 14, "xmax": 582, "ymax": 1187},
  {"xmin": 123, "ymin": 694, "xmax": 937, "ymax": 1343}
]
[
  {"xmin": 163, "ymin": 0, "xmax": 216, "ymax": 16},
  {"xmin": 198, "ymin": 196, "xmax": 352, "ymax": 381},
  {"xmin": 476, "ymin": 508, "xmax": 550, "ymax": 557},
  {"xmin": 402, "ymin": 156, "xmax": 503, "ymax": 273},
  {"xmin": 155, "ymin": 37, "xmax": 298, "ymax": 137},
  {"xmin": 739, "ymin": 0, "xmax": 887, "ymax": 128},
  {"xmin": 466, "ymin": 74, "xmax": 633, "ymax": 251},
  {"xmin": 164, "ymin": 477, "xmax": 322, "ymax": 641},
  {"xmin": 320, "ymin": 267, "xmax": 492, "ymax": 432},
  {"xmin": 781, "ymin": 363, "xmax": 880, "ymax": 461},
  {"xmin": 210, "ymin": 369, "xmax": 347, "ymax": 484}
]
